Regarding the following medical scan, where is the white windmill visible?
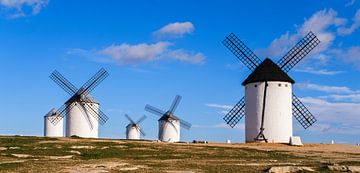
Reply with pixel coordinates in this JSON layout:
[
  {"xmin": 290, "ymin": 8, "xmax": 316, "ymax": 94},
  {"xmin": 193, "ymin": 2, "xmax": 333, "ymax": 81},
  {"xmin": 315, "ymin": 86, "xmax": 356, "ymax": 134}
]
[
  {"xmin": 44, "ymin": 108, "xmax": 63, "ymax": 137},
  {"xmin": 145, "ymin": 95, "xmax": 192, "ymax": 142},
  {"xmin": 124, "ymin": 114, "xmax": 146, "ymax": 140},
  {"xmin": 222, "ymin": 32, "xmax": 320, "ymax": 143},
  {"xmin": 48, "ymin": 68, "xmax": 109, "ymax": 138}
]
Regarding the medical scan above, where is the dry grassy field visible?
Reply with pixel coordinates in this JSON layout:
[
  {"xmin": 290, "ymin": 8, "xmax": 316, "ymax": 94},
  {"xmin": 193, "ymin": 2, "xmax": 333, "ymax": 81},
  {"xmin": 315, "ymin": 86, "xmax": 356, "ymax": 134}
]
[{"xmin": 0, "ymin": 136, "xmax": 359, "ymax": 172}]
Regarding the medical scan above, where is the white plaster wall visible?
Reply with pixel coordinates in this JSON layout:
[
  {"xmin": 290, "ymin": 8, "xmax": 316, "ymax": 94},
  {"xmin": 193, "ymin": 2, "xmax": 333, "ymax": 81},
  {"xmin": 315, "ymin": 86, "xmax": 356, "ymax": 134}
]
[
  {"xmin": 158, "ymin": 119, "xmax": 180, "ymax": 142},
  {"xmin": 66, "ymin": 102, "xmax": 99, "ymax": 138},
  {"xmin": 126, "ymin": 125, "xmax": 140, "ymax": 139},
  {"xmin": 245, "ymin": 81, "xmax": 292, "ymax": 143},
  {"xmin": 44, "ymin": 115, "xmax": 64, "ymax": 137}
]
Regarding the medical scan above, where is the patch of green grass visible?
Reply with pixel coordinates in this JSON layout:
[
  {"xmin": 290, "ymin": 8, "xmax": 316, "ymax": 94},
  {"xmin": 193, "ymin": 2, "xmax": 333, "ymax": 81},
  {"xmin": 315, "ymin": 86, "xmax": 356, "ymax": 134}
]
[
  {"xmin": 70, "ymin": 135, "xmax": 81, "ymax": 139},
  {"xmin": 338, "ymin": 161, "xmax": 360, "ymax": 166},
  {"xmin": 0, "ymin": 136, "xmax": 57, "ymax": 147},
  {"xmin": 0, "ymin": 162, "xmax": 24, "ymax": 171}
]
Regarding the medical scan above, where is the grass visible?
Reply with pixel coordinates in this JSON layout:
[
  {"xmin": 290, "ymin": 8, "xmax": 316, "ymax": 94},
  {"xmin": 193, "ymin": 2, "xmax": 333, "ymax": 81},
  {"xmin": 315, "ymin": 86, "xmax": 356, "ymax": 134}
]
[
  {"xmin": 0, "ymin": 162, "xmax": 23, "ymax": 171},
  {"xmin": 0, "ymin": 136, "xmax": 358, "ymax": 172}
]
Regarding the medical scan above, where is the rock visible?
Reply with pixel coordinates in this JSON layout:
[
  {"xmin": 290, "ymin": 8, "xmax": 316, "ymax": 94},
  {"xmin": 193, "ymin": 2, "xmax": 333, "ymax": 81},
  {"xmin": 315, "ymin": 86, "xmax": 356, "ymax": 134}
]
[
  {"xmin": 268, "ymin": 166, "xmax": 314, "ymax": 173},
  {"xmin": 289, "ymin": 136, "xmax": 303, "ymax": 146},
  {"xmin": 9, "ymin": 147, "xmax": 20, "ymax": 150},
  {"xmin": 348, "ymin": 166, "xmax": 360, "ymax": 173},
  {"xmin": 0, "ymin": 147, "xmax": 7, "ymax": 151},
  {"xmin": 11, "ymin": 154, "xmax": 32, "ymax": 158},
  {"xmin": 193, "ymin": 140, "xmax": 208, "ymax": 144},
  {"xmin": 47, "ymin": 155, "xmax": 73, "ymax": 159},
  {"xmin": 327, "ymin": 165, "xmax": 348, "ymax": 172},
  {"xmin": 326, "ymin": 165, "xmax": 360, "ymax": 172},
  {"xmin": 70, "ymin": 146, "xmax": 96, "ymax": 149},
  {"xmin": 69, "ymin": 150, "xmax": 81, "ymax": 155}
]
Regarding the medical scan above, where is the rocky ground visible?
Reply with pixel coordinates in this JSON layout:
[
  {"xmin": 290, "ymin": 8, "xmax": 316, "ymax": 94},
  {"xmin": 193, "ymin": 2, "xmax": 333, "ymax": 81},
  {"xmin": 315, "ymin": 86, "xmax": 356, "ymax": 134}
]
[{"xmin": 0, "ymin": 136, "xmax": 359, "ymax": 172}]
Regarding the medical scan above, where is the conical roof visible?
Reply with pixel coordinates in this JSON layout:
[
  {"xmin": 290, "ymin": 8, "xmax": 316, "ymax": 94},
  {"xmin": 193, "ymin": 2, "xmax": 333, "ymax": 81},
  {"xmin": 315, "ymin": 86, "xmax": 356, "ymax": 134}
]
[
  {"xmin": 242, "ymin": 58, "xmax": 295, "ymax": 85},
  {"xmin": 44, "ymin": 108, "xmax": 59, "ymax": 117},
  {"xmin": 158, "ymin": 112, "xmax": 180, "ymax": 121}
]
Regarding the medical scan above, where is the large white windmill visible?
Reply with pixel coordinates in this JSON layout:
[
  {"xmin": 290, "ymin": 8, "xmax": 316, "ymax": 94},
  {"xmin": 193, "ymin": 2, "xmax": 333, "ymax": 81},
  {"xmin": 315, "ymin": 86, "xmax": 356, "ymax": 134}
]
[
  {"xmin": 222, "ymin": 32, "xmax": 320, "ymax": 143},
  {"xmin": 124, "ymin": 114, "xmax": 146, "ymax": 140},
  {"xmin": 145, "ymin": 95, "xmax": 192, "ymax": 142},
  {"xmin": 47, "ymin": 68, "xmax": 109, "ymax": 138},
  {"xmin": 44, "ymin": 108, "xmax": 63, "ymax": 137}
]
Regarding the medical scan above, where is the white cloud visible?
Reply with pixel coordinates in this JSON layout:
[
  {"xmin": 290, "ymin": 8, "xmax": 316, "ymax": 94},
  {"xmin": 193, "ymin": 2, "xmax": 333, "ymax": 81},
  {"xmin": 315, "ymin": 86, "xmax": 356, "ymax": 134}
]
[
  {"xmin": 299, "ymin": 97, "xmax": 360, "ymax": 134},
  {"xmin": 257, "ymin": 8, "xmax": 360, "ymax": 73},
  {"xmin": 68, "ymin": 21, "xmax": 204, "ymax": 65},
  {"xmin": 297, "ymin": 83, "xmax": 358, "ymax": 94},
  {"xmin": 338, "ymin": 9, "xmax": 360, "ymax": 35},
  {"xmin": 321, "ymin": 94, "xmax": 360, "ymax": 102},
  {"xmin": 345, "ymin": 0, "xmax": 356, "ymax": 7},
  {"xmin": 0, "ymin": 0, "xmax": 48, "ymax": 18},
  {"xmin": 193, "ymin": 123, "xmax": 244, "ymax": 130},
  {"xmin": 300, "ymin": 97, "xmax": 360, "ymax": 124},
  {"xmin": 69, "ymin": 41, "xmax": 205, "ymax": 65},
  {"xmin": 309, "ymin": 123, "xmax": 360, "ymax": 135},
  {"xmin": 294, "ymin": 67, "xmax": 343, "ymax": 75},
  {"xmin": 100, "ymin": 42, "xmax": 171, "ymax": 64},
  {"xmin": 153, "ymin": 22, "xmax": 194, "ymax": 39},
  {"xmin": 164, "ymin": 49, "xmax": 205, "ymax": 64},
  {"xmin": 258, "ymin": 9, "xmax": 346, "ymax": 58},
  {"xmin": 206, "ymin": 103, "xmax": 234, "ymax": 115},
  {"xmin": 331, "ymin": 46, "xmax": 360, "ymax": 69},
  {"xmin": 206, "ymin": 103, "xmax": 232, "ymax": 110}
]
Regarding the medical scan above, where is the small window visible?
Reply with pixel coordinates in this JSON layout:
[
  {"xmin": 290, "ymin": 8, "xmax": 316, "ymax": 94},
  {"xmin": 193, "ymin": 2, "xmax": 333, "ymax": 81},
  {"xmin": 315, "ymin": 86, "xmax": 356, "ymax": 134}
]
[
  {"xmin": 254, "ymin": 84, "xmax": 257, "ymax": 88},
  {"xmin": 278, "ymin": 83, "xmax": 282, "ymax": 87},
  {"xmin": 285, "ymin": 84, "xmax": 288, "ymax": 87}
]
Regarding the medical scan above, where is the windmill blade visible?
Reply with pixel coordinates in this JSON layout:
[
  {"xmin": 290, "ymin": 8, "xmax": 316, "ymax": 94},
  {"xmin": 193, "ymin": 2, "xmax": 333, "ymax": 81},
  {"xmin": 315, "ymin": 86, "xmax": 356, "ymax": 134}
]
[
  {"xmin": 50, "ymin": 70, "xmax": 78, "ymax": 96},
  {"xmin": 223, "ymin": 97, "xmax": 246, "ymax": 128},
  {"xmin": 77, "ymin": 103, "xmax": 94, "ymax": 130},
  {"xmin": 292, "ymin": 94, "xmax": 317, "ymax": 129},
  {"xmin": 145, "ymin": 104, "xmax": 166, "ymax": 116},
  {"xmin": 277, "ymin": 31, "xmax": 320, "ymax": 73},
  {"xmin": 222, "ymin": 33, "xmax": 262, "ymax": 71},
  {"xmin": 80, "ymin": 68, "xmax": 109, "ymax": 96},
  {"xmin": 45, "ymin": 108, "xmax": 58, "ymax": 117},
  {"xmin": 50, "ymin": 102, "xmax": 76, "ymax": 125},
  {"xmin": 125, "ymin": 114, "xmax": 135, "ymax": 124},
  {"xmin": 169, "ymin": 95, "xmax": 182, "ymax": 113},
  {"xmin": 179, "ymin": 118, "xmax": 192, "ymax": 130},
  {"xmin": 135, "ymin": 115, "xmax": 147, "ymax": 124},
  {"xmin": 45, "ymin": 109, "xmax": 60, "ymax": 122},
  {"xmin": 136, "ymin": 126, "xmax": 146, "ymax": 136},
  {"xmin": 82, "ymin": 101, "xmax": 109, "ymax": 125}
]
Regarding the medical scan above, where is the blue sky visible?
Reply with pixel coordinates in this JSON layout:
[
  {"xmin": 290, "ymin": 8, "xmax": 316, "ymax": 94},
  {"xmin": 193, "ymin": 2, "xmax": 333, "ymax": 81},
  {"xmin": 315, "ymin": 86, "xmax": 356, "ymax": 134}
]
[{"xmin": 0, "ymin": 0, "xmax": 360, "ymax": 144}]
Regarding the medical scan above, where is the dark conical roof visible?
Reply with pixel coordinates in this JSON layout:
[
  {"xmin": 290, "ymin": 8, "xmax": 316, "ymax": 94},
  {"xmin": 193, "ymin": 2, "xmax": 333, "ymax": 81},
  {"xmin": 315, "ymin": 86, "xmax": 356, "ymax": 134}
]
[
  {"xmin": 158, "ymin": 112, "xmax": 180, "ymax": 121},
  {"xmin": 242, "ymin": 58, "xmax": 295, "ymax": 85}
]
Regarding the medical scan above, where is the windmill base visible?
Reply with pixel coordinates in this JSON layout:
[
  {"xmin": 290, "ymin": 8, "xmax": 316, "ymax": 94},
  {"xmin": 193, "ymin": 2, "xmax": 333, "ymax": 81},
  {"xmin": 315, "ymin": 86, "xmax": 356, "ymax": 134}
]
[{"xmin": 290, "ymin": 136, "xmax": 303, "ymax": 146}]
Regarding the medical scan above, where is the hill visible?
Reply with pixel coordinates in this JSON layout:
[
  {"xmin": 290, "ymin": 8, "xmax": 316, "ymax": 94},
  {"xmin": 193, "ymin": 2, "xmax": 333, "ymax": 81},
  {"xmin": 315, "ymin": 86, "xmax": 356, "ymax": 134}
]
[{"xmin": 0, "ymin": 136, "xmax": 359, "ymax": 172}]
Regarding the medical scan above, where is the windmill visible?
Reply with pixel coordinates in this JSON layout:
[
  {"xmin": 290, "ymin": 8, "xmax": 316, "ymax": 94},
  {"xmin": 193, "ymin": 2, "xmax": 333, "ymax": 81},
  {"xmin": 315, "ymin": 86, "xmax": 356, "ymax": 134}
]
[
  {"xmin": 222, "ymin": 31, "xmax": 320, "ymax": 143},
  {"xmin": 124, "ymin": 114, "xmax": 146, "ymax": 140},
  {"xmin": 145, "ymin": 95, "xmax": 192, "ymax": 142},
  {"xmin": 48, "ymin": 68, "xmax": 109, "ymax": 138},
  {"xmin": 44, "ymin": 108, "xmax": 63, "ymax": 137}
]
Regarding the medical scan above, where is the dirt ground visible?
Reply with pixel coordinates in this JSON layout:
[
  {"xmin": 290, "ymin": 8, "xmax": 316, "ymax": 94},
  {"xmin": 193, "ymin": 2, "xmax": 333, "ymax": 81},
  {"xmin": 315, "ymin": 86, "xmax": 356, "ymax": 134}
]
[{"xmin": 0, "ymin": 136, "xmax": 359, "ymax": 172}]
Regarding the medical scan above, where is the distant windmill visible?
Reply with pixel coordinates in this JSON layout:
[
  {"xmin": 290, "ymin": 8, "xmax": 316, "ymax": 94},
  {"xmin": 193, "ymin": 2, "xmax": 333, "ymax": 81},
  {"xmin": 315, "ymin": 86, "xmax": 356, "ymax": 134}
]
[
  {"xmin": 48, "ymin": 68, "xmax": 109, "ymax": 138},
  {"xmin": 44, "ymin": 108, "xmax": 63, "ymax": 137},
  {"xmin": 222, "ymin": 31, "xmax": 319, "ymax": 143},
  {"xmin": 124, "ymin": 114, "xmax": 146, "ymax": 140},
  {"xmin": 145, "ymin": 95, "xmax": 192, "ymax": 142}
]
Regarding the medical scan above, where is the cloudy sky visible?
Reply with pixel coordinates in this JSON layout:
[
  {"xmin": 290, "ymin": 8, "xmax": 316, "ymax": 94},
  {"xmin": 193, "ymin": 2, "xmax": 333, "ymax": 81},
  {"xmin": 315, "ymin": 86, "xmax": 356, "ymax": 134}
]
[{"xmin": 0, "ymin": 0, "xmax": 359, "ymax": 144}]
